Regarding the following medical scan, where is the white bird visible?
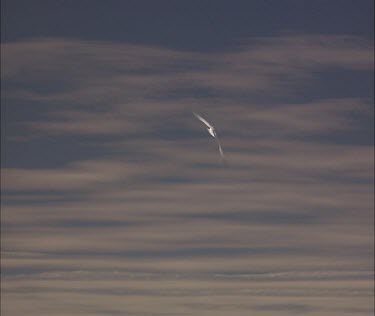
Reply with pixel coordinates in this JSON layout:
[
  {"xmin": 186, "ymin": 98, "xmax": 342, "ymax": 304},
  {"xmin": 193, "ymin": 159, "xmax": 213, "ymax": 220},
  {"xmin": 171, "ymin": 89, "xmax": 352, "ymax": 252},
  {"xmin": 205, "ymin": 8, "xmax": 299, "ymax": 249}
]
[{"xmin": 193, "ymin": 112, "xmax": 225, "ymax": 160}]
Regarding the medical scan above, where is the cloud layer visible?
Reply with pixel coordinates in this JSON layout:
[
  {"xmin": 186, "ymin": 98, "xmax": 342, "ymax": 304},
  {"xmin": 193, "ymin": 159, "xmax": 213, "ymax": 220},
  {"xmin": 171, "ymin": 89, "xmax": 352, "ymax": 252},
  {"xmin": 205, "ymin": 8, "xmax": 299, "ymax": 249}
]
[{"xmin": 2, "ymin": 34, "xmax": 374, "ymax": 316}]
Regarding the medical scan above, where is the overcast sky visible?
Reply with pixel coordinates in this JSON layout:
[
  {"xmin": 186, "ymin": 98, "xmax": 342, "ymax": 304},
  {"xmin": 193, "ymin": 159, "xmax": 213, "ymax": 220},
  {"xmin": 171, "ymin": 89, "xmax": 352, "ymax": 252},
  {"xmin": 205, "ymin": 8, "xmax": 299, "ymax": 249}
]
[{"xmin": 1, "ymin": 1, "xmax": 374, "ymax": 315}]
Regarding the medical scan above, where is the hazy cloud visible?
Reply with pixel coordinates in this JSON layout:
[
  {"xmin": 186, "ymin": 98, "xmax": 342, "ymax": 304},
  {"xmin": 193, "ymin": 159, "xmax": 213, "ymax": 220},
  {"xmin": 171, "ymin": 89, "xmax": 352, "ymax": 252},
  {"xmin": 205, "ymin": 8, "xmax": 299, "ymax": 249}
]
[
  {"xmin": 2, "ymin": 35, "xmax": 373, "ymax": 104},
  {"xmin": 2, "ymin": 33, "xmax": 373, "ymax": 316}
]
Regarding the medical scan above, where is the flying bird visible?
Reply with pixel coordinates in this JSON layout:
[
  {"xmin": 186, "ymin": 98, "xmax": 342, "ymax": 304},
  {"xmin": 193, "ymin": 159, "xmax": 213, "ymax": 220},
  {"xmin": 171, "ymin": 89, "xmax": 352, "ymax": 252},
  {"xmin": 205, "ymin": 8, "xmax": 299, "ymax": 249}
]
[{"xmin": 193, "ymin": 112, "xmax": 225, "ymax": 160}]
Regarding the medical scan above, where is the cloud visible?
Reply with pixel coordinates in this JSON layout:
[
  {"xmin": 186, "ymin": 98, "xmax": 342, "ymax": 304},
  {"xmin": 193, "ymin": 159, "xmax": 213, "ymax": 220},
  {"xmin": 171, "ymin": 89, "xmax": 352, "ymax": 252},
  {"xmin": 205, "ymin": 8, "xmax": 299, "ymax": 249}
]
[
  {"xmin": 2, "ymin": 267, "xmax": 373, "ymax": 315},
  {"xmin": 2, "ymin": 160, "xmax": 131, "ymax": 191},
  {"xmin": 2, "ymin": 34, "xmax": 373, "ymax": 316},
  {"xmin": 2, "ymin": 34, "xmax": 373, "ymax": 102},
  {"xmin": 241, "ymin": 98, "xmax": 373, "ymax": 135},
  {"xmin": 2, "ymin": 35, "xmax": 372, "ymax": 151}
]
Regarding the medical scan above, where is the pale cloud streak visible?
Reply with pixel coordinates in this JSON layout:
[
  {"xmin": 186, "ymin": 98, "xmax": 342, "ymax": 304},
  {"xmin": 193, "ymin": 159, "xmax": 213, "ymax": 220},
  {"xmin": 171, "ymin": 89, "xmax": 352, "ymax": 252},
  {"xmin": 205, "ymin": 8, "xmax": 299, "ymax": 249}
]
[{"xmin": 2, "ymin": 35, "xmax": 373, "ymax": 101}]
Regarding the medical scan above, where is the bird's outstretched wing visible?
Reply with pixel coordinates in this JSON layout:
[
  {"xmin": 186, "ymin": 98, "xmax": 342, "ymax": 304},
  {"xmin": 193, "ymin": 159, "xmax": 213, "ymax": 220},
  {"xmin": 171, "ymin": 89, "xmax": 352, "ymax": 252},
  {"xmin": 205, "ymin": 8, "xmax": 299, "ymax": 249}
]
[
  {"xmin": 193, "ymin": 112, "xmax": 213, "ymax": 129},
  {"xmin": 216, "ymin": 137, "xmax": 225, "ymax": 159}
]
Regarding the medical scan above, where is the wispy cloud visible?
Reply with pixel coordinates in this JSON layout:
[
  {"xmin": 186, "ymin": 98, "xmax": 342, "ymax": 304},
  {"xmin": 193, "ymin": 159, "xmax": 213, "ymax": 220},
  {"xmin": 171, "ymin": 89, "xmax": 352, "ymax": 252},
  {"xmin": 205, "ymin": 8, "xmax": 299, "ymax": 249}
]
[
  {"xmin": 2, "ymin": 33, "xmax": 373, "ymax": 316},
  {"xmin": 3, "ymin": 35, "xmax": 373, "ymax": 102}
]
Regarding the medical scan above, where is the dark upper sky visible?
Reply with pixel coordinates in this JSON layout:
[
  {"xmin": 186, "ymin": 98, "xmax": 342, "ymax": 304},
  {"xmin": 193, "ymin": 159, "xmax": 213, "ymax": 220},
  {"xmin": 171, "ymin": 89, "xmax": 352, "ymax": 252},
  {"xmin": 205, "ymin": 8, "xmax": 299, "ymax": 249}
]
[{"xmin": 2, "ymin": 0, "xmax": 374, "ymax": 50}]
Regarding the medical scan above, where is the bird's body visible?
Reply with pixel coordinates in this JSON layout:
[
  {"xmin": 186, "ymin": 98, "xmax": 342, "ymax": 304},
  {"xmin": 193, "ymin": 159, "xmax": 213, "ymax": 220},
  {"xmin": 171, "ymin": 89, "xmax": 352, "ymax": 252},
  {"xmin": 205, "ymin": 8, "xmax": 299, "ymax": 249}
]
[
  {"xmin": 207, "ymin": 126, "xmax": 216, "ymax": 138},
  {"xmin": 193, "ymin": 112, "xmax": 224, "ymax": 161}
]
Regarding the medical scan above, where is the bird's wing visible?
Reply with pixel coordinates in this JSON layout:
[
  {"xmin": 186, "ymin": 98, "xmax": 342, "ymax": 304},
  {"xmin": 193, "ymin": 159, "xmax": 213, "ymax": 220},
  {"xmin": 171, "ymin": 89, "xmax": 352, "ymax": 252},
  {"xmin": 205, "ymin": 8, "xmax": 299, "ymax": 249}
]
[
  {"xmin": 193, "ymin": 112, "xmax": 213, "ymax": 129},
  {"xmin": 216, "ymin": 137, "xmax": 224, "ymax": 158}
]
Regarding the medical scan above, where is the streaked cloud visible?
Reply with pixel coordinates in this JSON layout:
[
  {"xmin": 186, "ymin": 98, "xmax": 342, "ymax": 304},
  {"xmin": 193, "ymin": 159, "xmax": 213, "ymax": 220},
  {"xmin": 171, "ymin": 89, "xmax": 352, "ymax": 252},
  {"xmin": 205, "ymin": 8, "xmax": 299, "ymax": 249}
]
[
  {"xmin": 2, "ymin": 33, "xmax": 373, "ymax": 316},
  {"xmin": 3, "ymin": 35, "xmax": 373, "ymax": 94}
]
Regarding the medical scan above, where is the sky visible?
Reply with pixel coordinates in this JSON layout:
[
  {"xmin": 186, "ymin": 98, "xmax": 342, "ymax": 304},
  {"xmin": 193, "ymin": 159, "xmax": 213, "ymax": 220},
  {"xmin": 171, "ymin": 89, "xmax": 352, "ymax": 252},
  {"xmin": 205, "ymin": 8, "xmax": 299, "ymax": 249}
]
[{"xmin": 1, "ymin": 1, "xmax": 374, "ymax": 315}]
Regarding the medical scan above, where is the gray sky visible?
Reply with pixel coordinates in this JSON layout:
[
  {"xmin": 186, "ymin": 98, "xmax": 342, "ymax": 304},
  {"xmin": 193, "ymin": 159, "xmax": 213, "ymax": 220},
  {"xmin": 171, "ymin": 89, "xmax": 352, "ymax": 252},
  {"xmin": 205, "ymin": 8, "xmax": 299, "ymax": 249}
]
[{"xmin": 1, "ymin": 1, "xmax": 374, "ymax": 315}]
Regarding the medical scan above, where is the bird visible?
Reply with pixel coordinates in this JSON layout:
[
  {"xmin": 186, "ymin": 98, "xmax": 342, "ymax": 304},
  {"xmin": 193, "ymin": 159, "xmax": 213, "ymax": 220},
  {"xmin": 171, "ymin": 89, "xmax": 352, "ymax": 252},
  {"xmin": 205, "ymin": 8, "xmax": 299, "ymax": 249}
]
[{"xmin": 193, "ymin": 112, "xmax": 225, "ymax": 160}]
